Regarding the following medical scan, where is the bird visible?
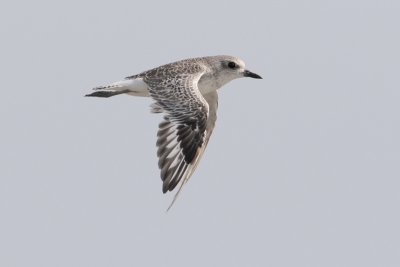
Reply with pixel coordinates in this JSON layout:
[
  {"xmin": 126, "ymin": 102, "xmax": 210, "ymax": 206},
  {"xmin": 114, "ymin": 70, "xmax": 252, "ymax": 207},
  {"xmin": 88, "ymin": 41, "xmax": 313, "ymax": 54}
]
[{"xmin": 86, "ymin": 55, "xmax": 262, "ymax": 210}]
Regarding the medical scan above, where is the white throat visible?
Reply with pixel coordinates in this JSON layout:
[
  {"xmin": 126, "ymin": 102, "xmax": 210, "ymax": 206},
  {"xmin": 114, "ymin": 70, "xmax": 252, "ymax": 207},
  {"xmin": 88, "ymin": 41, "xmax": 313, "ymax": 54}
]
[{"xmin": 198, "ymin": 72, "xmax": 238, "ymax": 94}]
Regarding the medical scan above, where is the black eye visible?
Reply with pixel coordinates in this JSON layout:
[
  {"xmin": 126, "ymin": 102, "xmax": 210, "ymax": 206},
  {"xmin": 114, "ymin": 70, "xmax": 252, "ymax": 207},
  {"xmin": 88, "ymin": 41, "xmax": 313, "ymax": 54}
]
[{"xmin": 228, "ymin": 61, "xmax": 237, "ymax": 69}]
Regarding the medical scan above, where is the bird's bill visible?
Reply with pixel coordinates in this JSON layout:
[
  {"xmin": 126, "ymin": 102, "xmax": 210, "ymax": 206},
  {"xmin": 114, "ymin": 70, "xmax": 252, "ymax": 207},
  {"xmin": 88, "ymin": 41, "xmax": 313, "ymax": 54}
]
[{"xmin": 243, "ymin": 70, "xmax": 262, "ymax": 79}]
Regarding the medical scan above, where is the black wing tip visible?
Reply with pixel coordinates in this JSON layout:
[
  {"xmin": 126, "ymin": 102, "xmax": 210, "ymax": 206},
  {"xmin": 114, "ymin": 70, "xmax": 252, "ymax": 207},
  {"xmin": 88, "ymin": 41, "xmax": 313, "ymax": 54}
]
[
  {"xmin": 162, "ymin": 181, "xmax": 174, "ymax": 193},
  {"xmin": 162, "ymin": 179, "xmax": 179, "ymax": 194},
  {"xmin": 162, "ymin": 174, "xmax": 175, "ymax": 193},
  {"xmin": 162, "ymin": 186, "xmax": 168, "ymax": 194}
]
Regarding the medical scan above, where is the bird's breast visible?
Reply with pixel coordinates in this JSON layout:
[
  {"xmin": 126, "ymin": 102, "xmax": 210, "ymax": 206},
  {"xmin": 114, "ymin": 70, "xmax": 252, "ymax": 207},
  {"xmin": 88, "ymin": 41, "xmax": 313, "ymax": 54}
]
[{"xmin": 198, "ymin": 75, "xmax": 221, "ymax": 94}]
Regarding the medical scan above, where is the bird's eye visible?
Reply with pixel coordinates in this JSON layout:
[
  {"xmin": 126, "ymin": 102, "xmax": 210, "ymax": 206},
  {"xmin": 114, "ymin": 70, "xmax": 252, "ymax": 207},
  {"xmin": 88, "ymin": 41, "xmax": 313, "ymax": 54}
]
[{"xmin": 228, "ymin": 61, "xmax": 237, "ymax": 69}]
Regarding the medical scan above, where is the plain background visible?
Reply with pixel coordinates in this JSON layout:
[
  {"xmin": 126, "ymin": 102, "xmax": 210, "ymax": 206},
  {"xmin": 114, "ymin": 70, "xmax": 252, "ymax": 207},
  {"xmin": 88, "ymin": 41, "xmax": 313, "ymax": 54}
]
[{"xmin": 1, "ymin": 0, "xmax": 399, "ymax": 266}]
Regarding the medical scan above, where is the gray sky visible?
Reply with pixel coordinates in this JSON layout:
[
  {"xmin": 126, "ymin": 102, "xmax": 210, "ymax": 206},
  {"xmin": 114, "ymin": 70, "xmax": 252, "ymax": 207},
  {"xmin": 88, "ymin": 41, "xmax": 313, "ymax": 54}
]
[{"xmin": 1, "ymin": 0, "xmax": 399, "ymax": 266}]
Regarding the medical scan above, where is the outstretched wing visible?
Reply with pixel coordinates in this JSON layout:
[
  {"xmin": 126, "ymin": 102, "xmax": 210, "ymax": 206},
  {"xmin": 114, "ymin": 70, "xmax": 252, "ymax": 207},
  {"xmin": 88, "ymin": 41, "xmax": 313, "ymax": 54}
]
[{"xmin": 143, "ymin": 65, "xmax": 215, "ymax": 209}]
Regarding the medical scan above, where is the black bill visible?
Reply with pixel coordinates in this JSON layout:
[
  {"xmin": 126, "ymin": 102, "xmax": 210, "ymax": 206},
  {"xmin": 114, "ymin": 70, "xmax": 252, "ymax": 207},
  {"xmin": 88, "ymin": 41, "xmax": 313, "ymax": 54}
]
[{"xmin": 243, "ymin": 70, "xmax": 262, "ymax": 79}]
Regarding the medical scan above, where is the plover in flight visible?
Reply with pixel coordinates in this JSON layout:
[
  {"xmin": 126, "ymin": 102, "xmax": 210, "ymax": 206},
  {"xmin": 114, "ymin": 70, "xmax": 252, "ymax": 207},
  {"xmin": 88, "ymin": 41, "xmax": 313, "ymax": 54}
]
[{"xmin": 86, "ymin": 55, "xmax": 262, "ymax": 209}]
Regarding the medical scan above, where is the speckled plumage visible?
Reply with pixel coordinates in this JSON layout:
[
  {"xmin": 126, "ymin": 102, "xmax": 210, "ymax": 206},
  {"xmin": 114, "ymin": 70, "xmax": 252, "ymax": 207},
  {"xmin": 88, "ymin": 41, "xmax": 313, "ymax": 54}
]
[{"xmin": 86, "ymin": 55, "xmax": 262, "ymax": 210}]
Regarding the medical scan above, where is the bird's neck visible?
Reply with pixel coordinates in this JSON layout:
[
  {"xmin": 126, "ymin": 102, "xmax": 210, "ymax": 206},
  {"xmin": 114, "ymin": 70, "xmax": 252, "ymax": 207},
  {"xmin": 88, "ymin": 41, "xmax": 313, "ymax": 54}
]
[{"xmin": 198, "ymin": 73, "xmax": 233, "ymax": 94}]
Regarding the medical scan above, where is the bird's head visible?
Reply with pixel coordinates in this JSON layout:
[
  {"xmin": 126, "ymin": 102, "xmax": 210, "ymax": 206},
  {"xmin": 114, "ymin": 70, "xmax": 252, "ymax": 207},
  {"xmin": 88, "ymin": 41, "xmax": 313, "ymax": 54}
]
[{"xmin": 205, "ymin": 55, "xmax": 262, "ymax": 88}]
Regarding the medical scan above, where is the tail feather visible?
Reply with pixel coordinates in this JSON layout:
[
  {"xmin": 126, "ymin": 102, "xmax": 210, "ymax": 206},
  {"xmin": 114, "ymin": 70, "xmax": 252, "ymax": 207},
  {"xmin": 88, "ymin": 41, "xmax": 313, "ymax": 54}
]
[
  {"xmin": 94, "ymin": 80, "xmax": 132, "ymax": 91},
  {"xmin": 85, "ymin": 78, "xmax": 149, "ymax": 98},
  {"xmin": 85, "ymin": 89, "xmax": 130, "ymax": 98}
]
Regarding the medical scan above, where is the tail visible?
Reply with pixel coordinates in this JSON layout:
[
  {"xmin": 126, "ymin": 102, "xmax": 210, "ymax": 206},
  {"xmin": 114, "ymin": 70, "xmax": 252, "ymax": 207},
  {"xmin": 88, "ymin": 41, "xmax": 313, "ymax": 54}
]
[
  {"xmin": 85, "ymin": 78, "xmax": 149, "ymax": 98},
  {"xmin": 85, "ymin": 89, "xmax": 130, "ymax": 98}
]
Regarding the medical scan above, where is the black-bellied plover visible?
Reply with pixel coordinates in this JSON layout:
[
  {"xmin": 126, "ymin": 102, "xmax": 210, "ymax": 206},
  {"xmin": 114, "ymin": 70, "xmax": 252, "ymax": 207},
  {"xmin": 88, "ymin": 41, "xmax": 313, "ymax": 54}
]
[{"xmin": 86, "ymin": 55, "xmax": 262, "ymax": 209}]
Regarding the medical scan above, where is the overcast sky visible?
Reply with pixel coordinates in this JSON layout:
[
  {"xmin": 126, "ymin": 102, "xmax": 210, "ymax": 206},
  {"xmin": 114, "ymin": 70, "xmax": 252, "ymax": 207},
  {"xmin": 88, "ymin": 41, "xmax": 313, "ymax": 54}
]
[{"xmin": 0, "ymin": 0, "xmax": 399, "ymax": 266}]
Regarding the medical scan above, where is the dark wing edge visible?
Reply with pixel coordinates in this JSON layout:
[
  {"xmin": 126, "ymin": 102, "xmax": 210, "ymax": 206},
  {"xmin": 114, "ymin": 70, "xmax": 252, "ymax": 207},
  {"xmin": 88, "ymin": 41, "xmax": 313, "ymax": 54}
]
[
  {"xmin": 166, "ymin": 91, "xmax": 218, "ymax": 211},
  {"xmin": 145, "ymin": 69, "xmax": 214, "ymax": 210},
  {"xmin": 156, "ymin": 109, "xmax": 208, "ymax": 194},
  {"xmin": 157, "ymin": 91, "xmax": 218, "ymax": 211}
]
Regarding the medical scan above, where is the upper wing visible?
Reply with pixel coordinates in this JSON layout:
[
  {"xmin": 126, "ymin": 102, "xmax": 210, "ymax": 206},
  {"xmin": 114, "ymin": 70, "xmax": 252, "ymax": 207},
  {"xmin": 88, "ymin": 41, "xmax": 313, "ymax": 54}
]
[{"xmin": 143, "ymin": 66, "xmax": 217, "ymax": 209}]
